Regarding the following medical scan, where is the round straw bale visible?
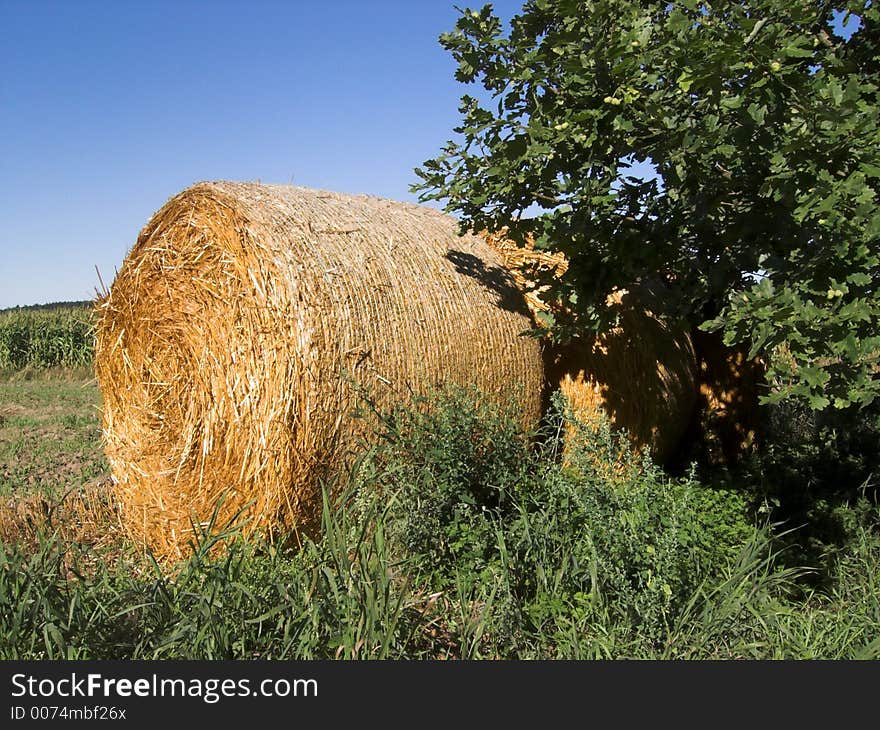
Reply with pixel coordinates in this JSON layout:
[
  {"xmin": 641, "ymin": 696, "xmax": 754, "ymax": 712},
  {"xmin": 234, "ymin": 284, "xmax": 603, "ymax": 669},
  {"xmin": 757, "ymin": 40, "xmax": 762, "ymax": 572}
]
[
  {"xmin": 546, "ymin": 287, "xmax": 698, "ymax": 464},
  {"xmin": 481, "ymin": 231, "xmax": 697, "ymax": 464},
  {"xmin": 95, "ymin": 182, "xmax": 544, "ymax": 560}
]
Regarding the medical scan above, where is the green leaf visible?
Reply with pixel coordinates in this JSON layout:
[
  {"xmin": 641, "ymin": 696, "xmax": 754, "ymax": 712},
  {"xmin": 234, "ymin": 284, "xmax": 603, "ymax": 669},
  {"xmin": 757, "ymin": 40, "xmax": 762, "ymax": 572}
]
[
  {"xmin": 747, "ymin": 103, "xmax": 766, "ymax": 124},
  {"xmin": 721, "ymin": 95, "xmax": 744, "ymax": 110},
  {"xmin": 781, "ymin": 44, "xmax": 814, "ymax": 59},
  {"xmin": 847, "ymin": 272, "xmax": 872, "ymax": 287},
  {"xmin": 808, "ymin": 393, "xmax": 831, "ymax": 410},
  {"xmin": 416, "ymin": 0, "xmax": 880, "ymax": 413}
]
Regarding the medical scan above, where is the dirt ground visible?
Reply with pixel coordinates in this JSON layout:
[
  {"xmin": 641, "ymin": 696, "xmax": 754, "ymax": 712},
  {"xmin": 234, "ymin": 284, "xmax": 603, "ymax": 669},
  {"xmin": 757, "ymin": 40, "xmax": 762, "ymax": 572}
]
[
  {"xmin": 0, "ymin": 369, "xmax": 107, "ymax": 499},
  {"xmin": 0, "ymin": 370, "xmax": 121, "ymax": 550}
]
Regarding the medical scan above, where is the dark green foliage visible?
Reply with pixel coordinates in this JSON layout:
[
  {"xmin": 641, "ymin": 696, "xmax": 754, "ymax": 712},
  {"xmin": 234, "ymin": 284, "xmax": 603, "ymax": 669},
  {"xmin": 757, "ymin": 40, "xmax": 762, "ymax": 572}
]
[
  {"xmin": 759, "ymin": 399, "xmax": 880, "ymax": 498},
  {"xmin": 363, "ymin": 389, "xmax": 757, "ymax": 652},
  {"xmin": 737, "ymin": 398, "xmax": 880, "ymax": 579},
  {"xmin": 414, "ymin": 0, "xmax": 879, "ymax": 411},
  {"xmin": 357, "ymin": 386, "xmax": 533, "ymax": 572}
]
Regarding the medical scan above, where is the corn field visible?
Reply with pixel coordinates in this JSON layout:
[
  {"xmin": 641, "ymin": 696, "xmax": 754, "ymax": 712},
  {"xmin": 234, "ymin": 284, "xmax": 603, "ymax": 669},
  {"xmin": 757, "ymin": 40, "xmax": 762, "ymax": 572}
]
[{"xmin": 0, "ymin": 304, "xmax": 94, "ymax": 369}]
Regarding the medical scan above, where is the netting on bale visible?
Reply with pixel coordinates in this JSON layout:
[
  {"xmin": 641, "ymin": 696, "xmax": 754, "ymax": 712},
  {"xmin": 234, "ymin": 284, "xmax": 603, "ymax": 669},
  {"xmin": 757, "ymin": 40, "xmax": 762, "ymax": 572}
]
[
  {"xmin": 95, "ymin": 182, "xmax": 545, "ymax": 560},
  {"xmin": 481, "ymin": 231, "xmax": 697, "ymax": 465}
]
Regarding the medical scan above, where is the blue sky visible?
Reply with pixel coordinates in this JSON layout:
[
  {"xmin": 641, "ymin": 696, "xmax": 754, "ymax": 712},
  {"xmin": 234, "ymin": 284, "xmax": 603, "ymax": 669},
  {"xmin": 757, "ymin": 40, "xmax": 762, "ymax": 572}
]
[
  {"xmin": 0, "ymin": 0, "xmax": 526, "ymax": 308},
  {"xmin": 0, "ymin": 2, "xmax": 861, "ymax": 309}
]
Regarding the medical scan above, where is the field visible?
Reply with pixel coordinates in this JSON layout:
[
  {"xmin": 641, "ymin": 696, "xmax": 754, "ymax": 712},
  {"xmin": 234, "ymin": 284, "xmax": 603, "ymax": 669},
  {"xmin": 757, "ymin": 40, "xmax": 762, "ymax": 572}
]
[
  {"xmin": 0, "ymin": 303, "xmax": 94, "ymax": 371},
  {"xmin": 0, "ymin": 305, "xmax": 878, "ymax": 659},
  {"xmin": 0, "ymin": 373, "xmax": 105, "ymax": 498}
]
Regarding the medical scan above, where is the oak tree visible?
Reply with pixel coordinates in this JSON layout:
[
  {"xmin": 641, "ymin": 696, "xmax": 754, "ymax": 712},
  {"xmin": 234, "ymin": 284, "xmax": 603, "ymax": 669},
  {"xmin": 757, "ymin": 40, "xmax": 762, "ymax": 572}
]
[{"xmin": 414, "ymin": 0, "xmax": 879, "ymax": 410}]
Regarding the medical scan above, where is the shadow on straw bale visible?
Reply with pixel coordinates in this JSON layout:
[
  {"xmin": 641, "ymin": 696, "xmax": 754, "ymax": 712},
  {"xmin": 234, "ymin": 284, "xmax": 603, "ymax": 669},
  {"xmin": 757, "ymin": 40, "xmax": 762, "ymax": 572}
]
[
  {"xmin": 480, "ymin": 230, "xmax": 697, "ymax": 465},
  {"xmin": 545, "ymin": 286, "xmax": 698, "ymax": 464},
  {"xmin": 444, "ymin": 249, "xmax": 533, "ymax": 317},
  {"xmin": 689, "ymin": 328, "xmax": 766, "ymax": 466}
]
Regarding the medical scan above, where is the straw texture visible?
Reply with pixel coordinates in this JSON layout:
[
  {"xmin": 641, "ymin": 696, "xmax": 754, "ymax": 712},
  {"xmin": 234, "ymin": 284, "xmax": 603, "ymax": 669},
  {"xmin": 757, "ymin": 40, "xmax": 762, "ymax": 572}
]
[
  {"xmin": 95, "ymin": 182, "xmax": 544, "ymax": 560},
  {"xmin": 482, "ymin": 232, "xmax": 697, "ymax": 464}
]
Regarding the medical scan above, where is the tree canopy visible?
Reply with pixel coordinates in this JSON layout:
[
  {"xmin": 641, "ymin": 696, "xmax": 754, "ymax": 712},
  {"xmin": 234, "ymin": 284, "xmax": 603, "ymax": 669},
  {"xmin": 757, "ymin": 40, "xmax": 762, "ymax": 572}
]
[{"xmin": 414, "ymin": 0, "xmax": 879, "ymax": 410}]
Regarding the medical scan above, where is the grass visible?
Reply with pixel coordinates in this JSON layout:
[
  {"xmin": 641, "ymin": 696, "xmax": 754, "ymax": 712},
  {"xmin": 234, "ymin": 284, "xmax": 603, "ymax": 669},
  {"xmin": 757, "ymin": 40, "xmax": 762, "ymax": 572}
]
[
  {"xmin": 0, "ymin": 381, "xmax": 877, "ymax": 660},
  {"xmin": 0, "ymin": 301, "xmax": 875, "ymax": 659},
  {"xmin": 0, "ymin": 370, "xmax": 106, "ymax": 499}
]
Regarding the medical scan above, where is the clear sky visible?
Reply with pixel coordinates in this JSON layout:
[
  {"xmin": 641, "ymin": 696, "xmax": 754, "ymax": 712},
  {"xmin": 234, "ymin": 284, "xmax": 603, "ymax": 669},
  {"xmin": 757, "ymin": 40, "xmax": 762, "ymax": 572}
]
[
  {"xmin": 0, "ymin": 0, "xmax": 527, "ymax": 308},
  {"xmin": 0, "ymin": 2, "xmax": 859, "ymax": 309}
]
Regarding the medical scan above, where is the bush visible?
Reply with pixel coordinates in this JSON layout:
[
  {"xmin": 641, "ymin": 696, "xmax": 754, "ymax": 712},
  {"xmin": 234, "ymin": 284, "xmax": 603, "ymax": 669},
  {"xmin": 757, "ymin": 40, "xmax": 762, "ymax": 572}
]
[
  {"xmin": 355, "ymin": 387, "xmax": 757, "ymax": 654},
  {"xmin": 736, "ymin": 398, "xmax": 880, "ymax": 578},
  {"xmin": 1, "ymin": 386, "xmax": 876, "ymax": 659},
  {"xmin": 355, "ymin": 386, "xmax": 532, "ymax": 576}
]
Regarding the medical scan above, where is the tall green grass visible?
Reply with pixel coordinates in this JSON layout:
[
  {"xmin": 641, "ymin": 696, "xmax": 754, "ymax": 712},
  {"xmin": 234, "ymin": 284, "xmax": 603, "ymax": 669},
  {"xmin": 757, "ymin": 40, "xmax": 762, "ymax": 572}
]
[
  {"xmin": 1, "ymin": 387, "xmax": 877, "ymax": 659},
  {"xmin": 0, "ymin": 304, "xmax": 94, "ymax": 370}
]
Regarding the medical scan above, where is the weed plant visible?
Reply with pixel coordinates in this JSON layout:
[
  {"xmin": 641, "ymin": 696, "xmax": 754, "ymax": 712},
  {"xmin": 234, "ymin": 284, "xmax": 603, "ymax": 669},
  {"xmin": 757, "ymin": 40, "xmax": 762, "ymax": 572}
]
[{"xmin": 1, "ymin": 388, "xmax": 877, "ymax": 659}]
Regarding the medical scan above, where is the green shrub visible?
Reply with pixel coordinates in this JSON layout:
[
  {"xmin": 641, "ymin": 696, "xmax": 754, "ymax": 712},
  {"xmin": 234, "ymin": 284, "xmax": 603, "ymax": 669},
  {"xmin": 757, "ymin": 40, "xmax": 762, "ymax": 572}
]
[
  {"xmin": 355, "ymin": 385, "xmax": 532, "ymax": 577},
  {"xmin": 735, "ymin": 398, "xmax": 880, "ymax": 578},
  {"xmin": 1, "ymin": 387, "xmax": 876, "ymax": 659},
  {"xmin": 355, "ymin": 388, "xmax": 758, "ymax": 654}
]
